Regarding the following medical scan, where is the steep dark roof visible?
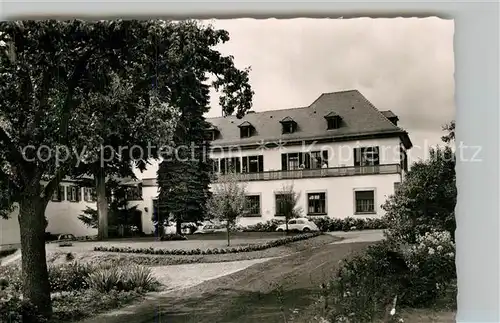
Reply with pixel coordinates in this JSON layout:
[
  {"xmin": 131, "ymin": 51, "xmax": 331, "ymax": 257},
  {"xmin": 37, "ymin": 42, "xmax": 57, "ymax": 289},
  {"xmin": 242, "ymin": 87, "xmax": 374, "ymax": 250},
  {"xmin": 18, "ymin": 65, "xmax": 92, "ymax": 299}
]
[
  {"xmin": 381, "ymin": 110, "xmax": 398, "ymax": 119},
  {"xmin": 237, "ymin": 121, "xmax": 253, "ymax": 128},
  {"xmin": 280, "ymin": 116, "xmax": 295, "ymax": 123},
  {"xmin": 206, "ymin": 90, "xmax": 412, "ymax": 148},
  {"xmin": 324, "ymin": 111, "xmax": 341, "ymax": 118}
]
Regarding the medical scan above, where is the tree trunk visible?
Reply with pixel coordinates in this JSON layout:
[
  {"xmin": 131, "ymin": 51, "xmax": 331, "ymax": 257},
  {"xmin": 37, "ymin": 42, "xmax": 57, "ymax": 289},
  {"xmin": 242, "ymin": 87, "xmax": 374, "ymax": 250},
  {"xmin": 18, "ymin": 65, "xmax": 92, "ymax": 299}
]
[
  {"xmin": 227, "ymin": 223, "xmax": 231, "ymax": 246},
  {"xmin": 96, "ymin": 170, "xmax": 108, "ymax": 240},
  {"xmin": 18, "ymin": 193, "xmax": 52, "ymax": 320}
]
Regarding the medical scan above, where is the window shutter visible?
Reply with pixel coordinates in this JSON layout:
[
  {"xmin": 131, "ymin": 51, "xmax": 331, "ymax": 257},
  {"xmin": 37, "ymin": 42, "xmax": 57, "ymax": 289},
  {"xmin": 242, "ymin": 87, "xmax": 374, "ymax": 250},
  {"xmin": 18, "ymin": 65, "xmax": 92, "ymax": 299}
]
[
  {"xmin": 258, "ymin": 155, "xmax": 264, "ymax": 172},
  {"xmin": 235, "ymin": 157, "xmax": 241, "ymax": 173},
  {"xmin": 322, "ymin": 150, "xmax": 329, "ymax": 166},
  {"xmin": 281, "ymin": 154, "xmax": 287, "ymax": 170},
  {"xmin": 76, "ymin": 187, "xmax": 81, "ymax": 202},
  {"xmin": 354, "ymin": 148, "xmax": 360, "ymax": 166},
  {"xmin": 242, "ymin": 156, "xmax": 248, "ymax": 173},
  {"xmin": 298, "ymin": 153, "xmax": 303, "ymax": 167},
  {"xmin": 374, "ymin": 146, "xmax": 380, "ymax": 166},
  {"xmin": 304, "ymin": 153, "xmax": 311, "ymax": 169}
]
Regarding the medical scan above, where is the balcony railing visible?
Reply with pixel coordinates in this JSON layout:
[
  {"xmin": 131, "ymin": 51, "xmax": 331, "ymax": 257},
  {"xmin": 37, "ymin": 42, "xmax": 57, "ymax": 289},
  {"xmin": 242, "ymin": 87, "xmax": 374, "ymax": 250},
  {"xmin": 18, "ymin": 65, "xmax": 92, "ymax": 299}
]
[{"xmin": 212, "ymin": 164, "xmax": 401, "ymax": 182}]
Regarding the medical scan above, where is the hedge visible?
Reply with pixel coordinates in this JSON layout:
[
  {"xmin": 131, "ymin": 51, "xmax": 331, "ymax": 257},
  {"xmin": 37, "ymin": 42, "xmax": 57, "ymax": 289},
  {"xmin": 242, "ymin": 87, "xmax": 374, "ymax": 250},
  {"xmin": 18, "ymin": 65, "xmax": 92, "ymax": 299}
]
[
  {"xmin": 237, "ymin": 217, "xmax": 386, "ymax": 233},
  {"xmin": 94, "ymin": 232, "xmax": 321, "ymax": 255}
]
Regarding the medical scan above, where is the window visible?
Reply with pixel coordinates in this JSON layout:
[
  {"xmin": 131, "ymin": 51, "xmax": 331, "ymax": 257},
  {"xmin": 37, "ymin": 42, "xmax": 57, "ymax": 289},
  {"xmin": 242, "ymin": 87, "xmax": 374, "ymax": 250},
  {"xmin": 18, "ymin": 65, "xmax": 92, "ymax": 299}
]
[
  {"xmin": 244, "ymin": 195, "xmax": 261, "ymax": 217},
  {"xmin": 67, "ymin": 186, "xmax": 81, "ymax": 202},
  {"xmin": 354, "ymin": 147, "xmax": 380, "ymax": 166},
  {"xmin": 204, "ymin": 130, "xmax": 216, "ymax": 141},
  {"xmin": 304, "ymin": 151, "xmax": 329, "ymax": 169},
  {"xmin": 355, "ymin": 190, "xmax": 375, "ymax": 214},
  {"xmin": 242, "ymin": 155, "xmax": 264, "ymax": 173},
  {"xmin": 51, "ymin": 185, "xmax": 65, "ymax": 202},
  {"xmin": 326, "ymin": 116, "xmax": 341, "ymax": 129},
  {"xmin": 275, "ymin": 194, "xmax": 292, "ymax": 216},
  {"xmin": 288, "ymin": 219, "xmax": 297, "ymax": 225},
  {"xmin": 281, "ymin": 122, "xmax": 296, "ymax": 134},
  {"xmin": 281, "ymin": 153, "xmax": 302, "ymax": 170},
  {"xmin": 220, "ymin": 157, "xmax": 241, "ymax": 174},
  {"xmin": 240, "ymin": 126, "xmax": 252, "ymax": 138},
  {"xmin": 308, "ymin": 192, "xmax": 326, "ymax": 215},
  {"xmin": 83, "ymin": 187, "xmax": 97, "ymax": 202}
]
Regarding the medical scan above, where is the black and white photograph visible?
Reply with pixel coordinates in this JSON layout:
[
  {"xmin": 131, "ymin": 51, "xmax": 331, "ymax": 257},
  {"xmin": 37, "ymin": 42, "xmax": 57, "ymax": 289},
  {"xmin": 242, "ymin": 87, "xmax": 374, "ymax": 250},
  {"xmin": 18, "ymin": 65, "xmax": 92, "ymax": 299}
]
[{"xmin": 0, "ymin": 17, "xmax": 456, "ymax": 323}]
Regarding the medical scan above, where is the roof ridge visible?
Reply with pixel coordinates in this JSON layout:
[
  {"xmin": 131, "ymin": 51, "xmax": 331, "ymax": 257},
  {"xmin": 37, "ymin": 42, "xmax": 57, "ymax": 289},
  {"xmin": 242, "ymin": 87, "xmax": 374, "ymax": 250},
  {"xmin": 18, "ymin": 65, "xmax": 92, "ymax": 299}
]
[
  {"xmin": 357, "ymin": 92, "xmax": 402, "ymax": 130},
  {"xmin": 207, "ymin": 105, "xmax": 310, "ymax": 121}
]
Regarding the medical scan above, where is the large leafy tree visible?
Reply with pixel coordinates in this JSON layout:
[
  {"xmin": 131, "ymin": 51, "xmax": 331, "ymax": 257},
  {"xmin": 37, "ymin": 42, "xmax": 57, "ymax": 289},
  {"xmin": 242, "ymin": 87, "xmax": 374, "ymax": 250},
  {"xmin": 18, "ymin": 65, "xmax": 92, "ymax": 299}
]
[
  {"xmin": 0, "ymin": 19, "xmax": 203, "ymax": 319},
  {"xmin": 70, "ymin": 72, "xmax": 178, "ymax": 240},
  {"xmin": 156, "ymin": 21, "xmax": 253, "ymax": 234}
]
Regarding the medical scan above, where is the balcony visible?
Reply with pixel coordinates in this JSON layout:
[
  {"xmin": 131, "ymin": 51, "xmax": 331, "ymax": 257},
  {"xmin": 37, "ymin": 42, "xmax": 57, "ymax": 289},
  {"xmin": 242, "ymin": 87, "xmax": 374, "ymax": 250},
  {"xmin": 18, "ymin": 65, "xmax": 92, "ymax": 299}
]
[{"xmin": 212, "ymin": 164, "xmax": 401, "ymax": 182}]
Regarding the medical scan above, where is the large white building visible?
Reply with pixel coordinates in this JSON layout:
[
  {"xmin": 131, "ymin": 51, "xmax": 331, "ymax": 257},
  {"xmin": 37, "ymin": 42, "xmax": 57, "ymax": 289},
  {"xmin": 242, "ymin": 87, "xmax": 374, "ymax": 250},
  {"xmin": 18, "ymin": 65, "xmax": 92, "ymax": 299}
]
[
  {"xmin": 0, "ymin": 89, "xmax": 412, "ymax": 248},
  {"xmin": 135, "ymin": 89, "xmax": 412, "ymax": 233}
]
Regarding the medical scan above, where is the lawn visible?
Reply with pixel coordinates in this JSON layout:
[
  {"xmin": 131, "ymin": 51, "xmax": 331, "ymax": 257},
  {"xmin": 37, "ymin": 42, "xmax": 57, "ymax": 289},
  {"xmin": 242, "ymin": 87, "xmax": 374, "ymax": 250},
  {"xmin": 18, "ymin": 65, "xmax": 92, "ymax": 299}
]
[
  {"xmin": 46, "ymin": 233, "xmax": 339, "ymax": 266},
  {"xmin": 49, "ymin": 232, "xmax": 299, "ymax": 253}
]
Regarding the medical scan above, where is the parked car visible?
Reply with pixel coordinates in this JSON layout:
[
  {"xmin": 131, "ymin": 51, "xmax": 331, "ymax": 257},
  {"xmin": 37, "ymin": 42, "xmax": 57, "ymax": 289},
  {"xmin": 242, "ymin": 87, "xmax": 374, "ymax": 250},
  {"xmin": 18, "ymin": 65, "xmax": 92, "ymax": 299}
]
[
  {"xmin": 194, "ymin": 223, "xmax": 227, "ymax": 234},
  {"xmin": 163, "ymin": 222, "xmax": 199, "ymax": 235},
  {"xmin": 276, "ymin": 218, "xmax": 319, "ymax": 232}
]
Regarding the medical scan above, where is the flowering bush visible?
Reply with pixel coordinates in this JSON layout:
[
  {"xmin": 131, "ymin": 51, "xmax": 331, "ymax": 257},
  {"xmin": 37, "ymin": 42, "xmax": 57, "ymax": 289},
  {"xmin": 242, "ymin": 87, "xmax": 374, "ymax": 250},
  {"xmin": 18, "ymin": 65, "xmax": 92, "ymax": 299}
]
[
  {"xmin": 48, "ymin": 262, "xmax": 93, "ymax": 292},
  {"xmin": 403, "ymin": 230, "xmax": 456, "ymax": 306}
]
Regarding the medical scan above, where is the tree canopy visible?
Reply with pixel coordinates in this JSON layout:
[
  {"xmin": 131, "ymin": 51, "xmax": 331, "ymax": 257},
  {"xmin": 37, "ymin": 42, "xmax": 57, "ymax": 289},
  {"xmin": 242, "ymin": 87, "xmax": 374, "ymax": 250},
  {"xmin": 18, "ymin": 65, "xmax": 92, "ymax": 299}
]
[{"xmin": 0, "ymin": 19, "xmax": 252, "ymax": 319}]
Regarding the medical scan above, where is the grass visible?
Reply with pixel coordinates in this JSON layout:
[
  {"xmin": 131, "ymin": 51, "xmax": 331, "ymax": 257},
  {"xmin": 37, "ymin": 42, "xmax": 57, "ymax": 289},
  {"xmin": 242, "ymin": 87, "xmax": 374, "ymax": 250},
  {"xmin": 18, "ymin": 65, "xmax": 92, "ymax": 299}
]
[{"xmin": 47, "ymin": 234, "xmax": 340, "ymax": 266}]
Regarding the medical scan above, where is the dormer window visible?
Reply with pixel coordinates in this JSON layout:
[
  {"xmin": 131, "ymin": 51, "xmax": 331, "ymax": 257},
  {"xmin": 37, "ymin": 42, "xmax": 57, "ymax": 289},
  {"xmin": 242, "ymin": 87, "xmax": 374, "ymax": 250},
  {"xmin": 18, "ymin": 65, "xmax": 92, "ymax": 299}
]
[
  {"xmin": 280, "ymin": 116, "xmax": 297, "ymax": 134},
  {"xmin": 204, "ymin": 124, "xmax": 219, "ymax": 141},
  {"xmin": 324, "ymin": 111, "xmax": 342, "ymax": 130},
  {"xmin": 238, "ymin": 121, "xmax": 254, "ymax": 138},
  {"xmin": 381, "ymin": 110, "xmax": 399, "ymax": 126}
]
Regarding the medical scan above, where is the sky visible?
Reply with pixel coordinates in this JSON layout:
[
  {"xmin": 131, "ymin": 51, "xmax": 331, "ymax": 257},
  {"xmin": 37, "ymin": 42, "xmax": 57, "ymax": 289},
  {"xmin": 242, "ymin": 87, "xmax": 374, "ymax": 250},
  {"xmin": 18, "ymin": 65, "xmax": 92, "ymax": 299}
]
[{"xmin": 203, "ymin": 18, "xmax": 455, "ymax": 164}]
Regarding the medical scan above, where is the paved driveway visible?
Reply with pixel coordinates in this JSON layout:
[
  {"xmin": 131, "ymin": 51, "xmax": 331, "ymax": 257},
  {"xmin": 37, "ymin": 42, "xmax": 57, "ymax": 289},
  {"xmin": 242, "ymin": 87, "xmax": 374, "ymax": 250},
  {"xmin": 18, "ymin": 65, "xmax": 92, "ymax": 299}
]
[{"xmin": 328, "ymin": 229, "xmax": 385, "ymax": 244}]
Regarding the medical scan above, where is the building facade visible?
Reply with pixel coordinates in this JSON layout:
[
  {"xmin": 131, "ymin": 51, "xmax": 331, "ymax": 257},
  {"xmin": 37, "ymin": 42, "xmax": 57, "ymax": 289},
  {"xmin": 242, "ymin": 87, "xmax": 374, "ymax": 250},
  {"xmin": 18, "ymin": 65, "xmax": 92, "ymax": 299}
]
[
  {"xmin": 136, "ymin": 89, "xmax": 412, "ymax": 232},
  {"xmin": 1, "ymin": 89, "xmax": 412, "ymax": 247}
]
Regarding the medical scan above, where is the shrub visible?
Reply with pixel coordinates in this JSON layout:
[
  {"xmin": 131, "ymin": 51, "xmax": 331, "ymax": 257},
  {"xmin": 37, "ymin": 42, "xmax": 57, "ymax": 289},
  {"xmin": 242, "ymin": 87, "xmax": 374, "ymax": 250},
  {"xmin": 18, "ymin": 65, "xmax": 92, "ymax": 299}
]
[
  {"xmin": 86, "ymin": 265, "xmax": 158, "ymax": 293},
  {"xmin": 48, "ymin": 262, "xmax": 93, "ymax": 292},
  {"xmin": 382, "ymin": 146, "xmax": 456, "ymax": 244},
  {"xmin": 0, "ymin": 290, "xmax": 47, "ymax": 323},
  {"xmin": 160, "ymin": 233, "xmax": 188, "ymax": 241},
  {"xmin": 324, "ymin": 231, "xmax": 456, "ymax": 322},
  {"xmin": 305, "ymin": 217, "xmax": 386, "ymax": 232},
  {"xmin": 241, "ymin": 219, "xmax": 286, "ymax": 232}
]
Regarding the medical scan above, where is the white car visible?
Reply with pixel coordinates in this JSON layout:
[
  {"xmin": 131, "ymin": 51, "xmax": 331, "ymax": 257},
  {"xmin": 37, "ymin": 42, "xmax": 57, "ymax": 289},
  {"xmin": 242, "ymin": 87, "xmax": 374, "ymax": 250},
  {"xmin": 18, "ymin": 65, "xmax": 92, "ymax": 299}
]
[{"xmin": 276, "ymin": 218, "xmax": 319, "ymax": 232}]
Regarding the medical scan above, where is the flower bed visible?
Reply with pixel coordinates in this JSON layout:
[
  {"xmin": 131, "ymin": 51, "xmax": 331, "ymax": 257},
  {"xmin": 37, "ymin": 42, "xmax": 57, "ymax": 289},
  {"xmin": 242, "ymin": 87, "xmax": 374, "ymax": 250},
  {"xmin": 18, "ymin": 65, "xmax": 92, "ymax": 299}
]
[{"xmin": 94, "ymin": 232, "xmax": 321, "ymax": 255}]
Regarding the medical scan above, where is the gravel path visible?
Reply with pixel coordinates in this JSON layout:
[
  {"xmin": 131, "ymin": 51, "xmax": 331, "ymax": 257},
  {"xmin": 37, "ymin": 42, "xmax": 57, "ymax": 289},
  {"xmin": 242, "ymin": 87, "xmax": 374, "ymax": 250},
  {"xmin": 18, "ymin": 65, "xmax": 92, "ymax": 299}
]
[{"xmin": 151, "ymin": 258, "xmax": 274, "ymax": 293}]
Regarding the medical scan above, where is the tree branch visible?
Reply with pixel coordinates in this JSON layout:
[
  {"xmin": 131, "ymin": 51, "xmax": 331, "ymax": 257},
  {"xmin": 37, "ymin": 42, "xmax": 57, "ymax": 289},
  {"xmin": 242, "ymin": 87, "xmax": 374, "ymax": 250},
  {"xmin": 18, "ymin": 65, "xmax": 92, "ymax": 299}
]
[
  {"xmin": 0, "ymin": 126, "xmax": 31, "ymax": 183},
  {"xmin": 60, "ymin": 50, "xmax": 94, "ymax": 146}
]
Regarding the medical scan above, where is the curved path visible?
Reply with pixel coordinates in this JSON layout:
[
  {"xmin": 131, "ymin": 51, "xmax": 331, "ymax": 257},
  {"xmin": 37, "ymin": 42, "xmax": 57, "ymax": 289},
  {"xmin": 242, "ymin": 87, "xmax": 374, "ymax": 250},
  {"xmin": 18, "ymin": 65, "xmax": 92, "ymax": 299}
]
[{"xmin": 80, "ymin": 237, "xmax": 378, "ymax": 323}]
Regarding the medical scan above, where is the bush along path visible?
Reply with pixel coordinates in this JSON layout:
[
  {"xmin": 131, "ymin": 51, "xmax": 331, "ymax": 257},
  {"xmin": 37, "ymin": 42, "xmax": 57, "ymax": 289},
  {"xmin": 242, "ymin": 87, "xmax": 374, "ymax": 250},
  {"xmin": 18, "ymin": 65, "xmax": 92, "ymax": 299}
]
[
  {"xmin": 0, "ymin": 261, "xmax": 161, "ymax": 323},
  {"xmin": 93, "ymin": 232, "xmax": 322, "ymax": 255},
  {"xmin": 237, "ymin": 217, "xmax": 386, "ymax": 233}
]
